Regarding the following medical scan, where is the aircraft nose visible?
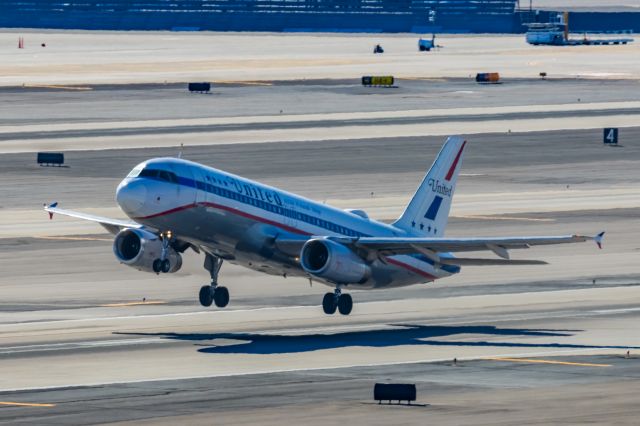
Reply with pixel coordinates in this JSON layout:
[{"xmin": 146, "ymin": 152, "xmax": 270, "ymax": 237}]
[{"xmin": 116, "ymin": 179, "xmax": 147, "ymax": 216}]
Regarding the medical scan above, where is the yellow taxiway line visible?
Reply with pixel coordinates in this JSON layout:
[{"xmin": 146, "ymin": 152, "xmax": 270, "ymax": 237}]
[
  {"xmin": 36, "ymin": 236, "xmax": 112, "ymax": 242},
  {"xmin": 487, "ymin": 357, "xmax": 611, "ymax": 367},
  {"xmin": 101, "ymin": 301, "xmax": 167, "ymax": 308},
  {"xmin": 454, "ymin": 215, "xmax": 555, "ymax": 222},
  {"xmin": 216, "ymin": 80, "xmax": 273, "ymax": 86},
  {"xmin": 0, "ymin": 401, "xmax": 56, "ymax": 407},
  {"xmin": 402, "ymin": 77, "xmax": 447, "ymax": 82},
  {"xmin": 24, "ymin": 84, "xmax": 92, "ymax": 91}
]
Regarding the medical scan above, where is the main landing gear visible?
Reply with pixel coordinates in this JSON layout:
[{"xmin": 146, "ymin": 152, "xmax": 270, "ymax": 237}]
[
  {"xmin": 152, "ymin": 231, "xmax": 172, "ymax": 274},
  {"xmin": 199, "ymin": 254, "xmax": 230, "ymax": 308},
  {"xmin": 322, "ymin": 287, "xmax": 353, "ymax": 316}
]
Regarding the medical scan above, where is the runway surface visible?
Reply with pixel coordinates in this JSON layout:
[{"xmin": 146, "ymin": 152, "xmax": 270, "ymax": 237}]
[{"xmin": 1, "ymin": 45, "xmax": 640, "ymax": 423}]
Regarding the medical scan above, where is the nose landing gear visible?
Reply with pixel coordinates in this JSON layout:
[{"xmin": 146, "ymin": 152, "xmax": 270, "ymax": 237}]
[
  {"xmin": 322, "ymin": 287, "xmax": 352, "ymax": 316},
  {"xmin": 199, "ymin": 253, "xmax": 229, "ymax": 308},
  {"xmin": 153, "ymin": 231, "xmax": 173, "ymax": 274}
]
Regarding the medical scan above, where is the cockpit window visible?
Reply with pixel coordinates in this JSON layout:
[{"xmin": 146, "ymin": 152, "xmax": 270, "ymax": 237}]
[
  {"xmin": 138, "ymin": 168, "xmax": 179, "ymax": 184},
  {"xmin": 127, "ymin": 166, "xmax": 143, "ymax": 178}
]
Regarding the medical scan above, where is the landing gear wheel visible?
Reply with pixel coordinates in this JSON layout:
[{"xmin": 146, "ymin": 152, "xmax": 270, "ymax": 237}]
[
  {"xmin": 338, "ymin": 293, "xmax": 353, "ymax": 315},
  {"xmin": 152, "ymin": 259, "xmax": 162, "ymax": 274},
  {"xmin": 213, "ymin": 286, "xmax": 230, "ymax": 308},
  {"xmin": 322, "ymin": 292, "xmax": 337, "ymax": 315},
  {"xmin": 161, "ymin": 259, "xmax": 171, "ymax": 273},
  {"xmin": 199, "ymin": 285, "xmax": 213, "ymax": 307}
]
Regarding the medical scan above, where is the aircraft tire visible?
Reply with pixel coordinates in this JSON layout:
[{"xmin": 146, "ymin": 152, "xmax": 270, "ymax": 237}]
[
  {"xmin": 161, "ymin": 259, "xmax": 171, "ymax": 273},
  {"xmin": 338, "ymin": 293, "xmax": 353, "ymax": 315},
  {"xmin": 214, "ymin": 286, "xmax": 229, "ymax": 308},
  {"xmin": 199, "ymin": 285, "xmax": 213, "ymax": 307},
  {"xmin": 322, "ymin": 293, "xmax": 337, "ymax": 315},
  {"xmin": 152, "ymin": 259, "xmax": 162, "ymax": 274}
]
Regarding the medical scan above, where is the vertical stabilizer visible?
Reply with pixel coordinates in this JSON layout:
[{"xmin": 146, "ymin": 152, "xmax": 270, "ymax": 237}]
[{"xmin": 392, "ymin": 136, "xmax": 467, "ymax": 237}]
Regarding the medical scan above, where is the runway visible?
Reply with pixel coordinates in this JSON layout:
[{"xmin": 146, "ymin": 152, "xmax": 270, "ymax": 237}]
[
  {"xmin": 3, "ymin": 79, "xmax": 640, "ymax": 153},
  {"xmin": 2, "ymin": 124, "xmax": 640, "ymax": 422},
  {"xmin": 2, "ymin": 297, "xmax": 640, "ymax": 425},
  {"xmin": 2, "ymin": 32, "xmax": 640, "ymax": 424}
]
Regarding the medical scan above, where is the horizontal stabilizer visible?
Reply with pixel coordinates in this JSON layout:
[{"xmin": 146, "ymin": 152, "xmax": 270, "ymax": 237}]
[{"xmin": 44, "ymin": 203, "xmax": 146, "ymax": 234}]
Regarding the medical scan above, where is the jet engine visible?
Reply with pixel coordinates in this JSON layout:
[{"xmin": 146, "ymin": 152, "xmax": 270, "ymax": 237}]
[
  {"xmin": 113, "ymin": 228, "xmax": 182, "ymax": 273},
  {"xmin": 300, "ymin": 239, "xmax": 370, "ymax": 284}
]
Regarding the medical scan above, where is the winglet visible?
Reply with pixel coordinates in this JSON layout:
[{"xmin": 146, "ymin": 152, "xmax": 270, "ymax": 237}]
[
  {"xmin": 594, "ymin": 231, "xmax": 605, "ymax": 249},
  {"xmin": 45, "ymin": 202, "xmax": 58, "ymax": 220}
]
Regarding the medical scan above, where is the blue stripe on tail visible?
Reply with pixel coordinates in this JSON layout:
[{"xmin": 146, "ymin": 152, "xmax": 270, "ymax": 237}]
[{"xmin": 424, "ymin": 196, "xmax": 443, "ymax": 221}]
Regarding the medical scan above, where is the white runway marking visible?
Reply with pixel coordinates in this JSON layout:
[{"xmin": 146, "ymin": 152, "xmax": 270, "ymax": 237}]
[
  {"xmin": 3, "ymin": 100, "xmax": 639, "ymax": 134},
  {"xmin": 0, "ymin": 347, "xmax": 615, "ymax": 394},
  {"xmin": 0, "ymin": 338, "xmax": 164, "ymax": 355},
  {"xmin": 2, "ymin": 304, "xmax": 638, "ymax": 355}
]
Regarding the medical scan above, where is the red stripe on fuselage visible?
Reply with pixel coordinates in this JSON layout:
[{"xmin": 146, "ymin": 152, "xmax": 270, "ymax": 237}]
[
  {"xmin": 135, "ymin": 201, "xmax": 312, "ymax": 236},
  {"xmin": 135, "ymin": 203, "xmax": 198, "ymax": 220},
  {"xmin": 135, "ymin": 202, "xmax": 437, "ymax": 279},
  {"xmin": 386, "ymin": 257, "xmax": 437, "ymax": 281},
  {"xmin": 444, "ymin": 140, "xmax": 467, "ymax": 181}
]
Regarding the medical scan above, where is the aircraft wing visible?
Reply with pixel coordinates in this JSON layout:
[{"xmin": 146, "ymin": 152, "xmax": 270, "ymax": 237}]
[
  {"xmin": 276, "ymin": 232, "xmax": 604, "ymax": 266},
  {"xmin": 337, "ymin": 233, "xmax": 604, "ymax": 263},
  {"xmin": 44, "ymin": 202, "xmax": 147, "ymax": 235},
  {"xmin": 346, "ymin": 234, "xmax": 601, "ymax": 254}
]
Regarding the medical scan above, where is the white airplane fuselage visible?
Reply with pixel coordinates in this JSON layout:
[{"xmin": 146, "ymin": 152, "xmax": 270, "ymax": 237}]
[{"xmin": 116, "ymin": 157, "xmax": 459, "ymax": 290}]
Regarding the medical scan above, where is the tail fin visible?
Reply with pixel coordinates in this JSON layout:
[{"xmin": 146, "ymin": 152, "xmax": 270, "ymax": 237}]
[{"xmin": 393, "ymin": 136, "xmax": 467, "ymax": 237}]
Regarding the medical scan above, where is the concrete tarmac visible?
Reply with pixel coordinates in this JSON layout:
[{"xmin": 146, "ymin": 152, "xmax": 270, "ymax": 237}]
[
  {"xmin": 1, "ymin": 32, "xmax": 639, "ymax": 86},
  {"xmin": 1, "ymin": 68, "xmax": 640, "ymax": 423}
]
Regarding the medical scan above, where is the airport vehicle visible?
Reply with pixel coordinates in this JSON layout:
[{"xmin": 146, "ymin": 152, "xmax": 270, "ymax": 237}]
[
  {"xmin": 526, "ymin": 12, "xmax": 633, "ymax": 46},
  {"xmin": 45, "ymin": 137, "xmax": 604, "ymax": 315},
  {"xmin": 418, "ymin": 35, "xmax": 437, "ymax": 51}
]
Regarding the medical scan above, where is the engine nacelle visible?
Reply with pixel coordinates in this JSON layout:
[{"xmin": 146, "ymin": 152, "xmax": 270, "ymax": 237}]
[
  {"xmin": 113, "ymin": 228, "xmax": 182, "ymax": 273},
  {"xmin": 300, "ymin": 238, "xmax": 370, "ymax": 284}
]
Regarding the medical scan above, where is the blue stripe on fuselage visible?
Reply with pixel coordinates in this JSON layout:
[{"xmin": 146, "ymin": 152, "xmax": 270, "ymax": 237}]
[{"xmin": 139, "ymin": 173, "xmax": 458, "ymax": 275}]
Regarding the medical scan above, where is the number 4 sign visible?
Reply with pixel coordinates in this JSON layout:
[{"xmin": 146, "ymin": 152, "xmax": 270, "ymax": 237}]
[{"xmin": 603, "ymin": 128, "xmax": 618, "ymax": 145}]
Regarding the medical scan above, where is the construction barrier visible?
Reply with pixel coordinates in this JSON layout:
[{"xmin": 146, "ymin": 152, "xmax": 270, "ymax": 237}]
[
  {"xmin": 362, "ymin": 76, "xmax": 394, "ymax": 87},
  {"xmin": 475, "ymin": 72, "xmax": 500, "ymax": 83}
]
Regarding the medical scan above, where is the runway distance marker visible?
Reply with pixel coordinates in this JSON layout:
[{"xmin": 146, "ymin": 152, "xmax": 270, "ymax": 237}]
[
  {"xmin": 101, "ymin": 301, "xmax": 167, "ymax": 307},
  {"xmin": 487, "ymin": 357, "xmax": 611, "ymax": 367},
  {"xmin": 0, "ymin": 401, "xmax": 56, "ymax": 407}
]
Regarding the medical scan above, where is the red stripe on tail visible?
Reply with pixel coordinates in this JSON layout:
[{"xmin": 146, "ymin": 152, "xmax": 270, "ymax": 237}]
[{"xmin": 445, "ymin": 140, "xmax": 467, "ymax": 181}]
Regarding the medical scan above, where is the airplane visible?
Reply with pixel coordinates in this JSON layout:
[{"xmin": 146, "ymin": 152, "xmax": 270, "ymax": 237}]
[{"xmin": 45, "ymin": 136, "xmax": 604, "ymax": 315}]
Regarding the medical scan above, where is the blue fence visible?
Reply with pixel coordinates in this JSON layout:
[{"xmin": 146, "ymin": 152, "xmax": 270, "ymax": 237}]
[
  {"xmin": 518, "ymin": 10, "xmax": 640, "ymax": 33},
  {"xmin": 1, "ymin": 1, "xmax": 637, "ymax": 33},
  {"xmin": 0, "ymin": 0, "xmax": 521, "ymax": 33}
]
